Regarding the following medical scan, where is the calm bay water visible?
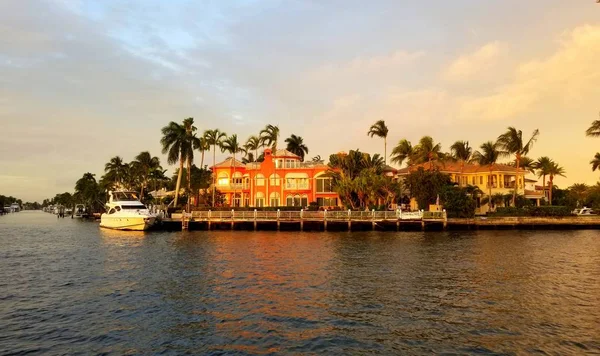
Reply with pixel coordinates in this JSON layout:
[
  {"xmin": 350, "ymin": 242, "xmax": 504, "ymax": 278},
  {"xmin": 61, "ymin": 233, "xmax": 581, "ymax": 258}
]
[{"xmin": 1, "ymin": 212, "xmax": 599, "ymax": 355}]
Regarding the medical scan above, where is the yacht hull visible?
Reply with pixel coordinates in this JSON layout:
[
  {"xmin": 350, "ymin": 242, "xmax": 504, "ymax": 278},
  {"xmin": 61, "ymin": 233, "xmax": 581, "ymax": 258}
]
[{"xmin": 100, "ymin": 216, "xmax": 155, "ymax": 231}]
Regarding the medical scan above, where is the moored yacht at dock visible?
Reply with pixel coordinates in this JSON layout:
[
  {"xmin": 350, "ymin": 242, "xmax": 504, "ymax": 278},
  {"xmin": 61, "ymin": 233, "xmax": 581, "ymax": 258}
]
[{"xmin": 100, "ymin": 191, "xmax": 156, "ymax": 231}]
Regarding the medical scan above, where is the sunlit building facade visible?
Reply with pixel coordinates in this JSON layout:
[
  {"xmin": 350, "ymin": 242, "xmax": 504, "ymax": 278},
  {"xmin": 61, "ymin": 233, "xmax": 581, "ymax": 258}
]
[{"xmin": 211, "ymin": 148, "xmax": 340, "ymax": 208}]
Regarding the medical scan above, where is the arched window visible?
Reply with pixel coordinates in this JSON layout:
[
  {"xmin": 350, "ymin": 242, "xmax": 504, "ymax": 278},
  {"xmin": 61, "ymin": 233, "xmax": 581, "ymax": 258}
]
[
  {"xmin": 232, "ymin": 171, "xmax": 243, "ymax": 187},
  {"xmin": 286, "ymin": 195, "xmax": 294, "ymax": 206},
  {"xmin": 301, "ymin": 194, "xmax": 308, "ymax": 207},
  {"xmin": 255, "ymin": 192, "xmax": 265, "ymax": 207},
  {"xmin": 255, "ymin": 174, "xmax": 265, "ymax": 186},
  {"xmin": 217, "ymin": 172, "xmax": 229, "ymax": 186},
  {"xmin": 269, "ymin": 192, "xmax": 280, "ymax": 207},
  {"xmin": 269, "ymin": 174, "xmax": 281, "ymax": 186}
]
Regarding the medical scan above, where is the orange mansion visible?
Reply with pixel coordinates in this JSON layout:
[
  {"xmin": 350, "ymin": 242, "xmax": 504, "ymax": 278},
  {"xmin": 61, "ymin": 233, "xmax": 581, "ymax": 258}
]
[{"xmin": 211, "ymin": 148, "xmax": 341, "ymax": 208}]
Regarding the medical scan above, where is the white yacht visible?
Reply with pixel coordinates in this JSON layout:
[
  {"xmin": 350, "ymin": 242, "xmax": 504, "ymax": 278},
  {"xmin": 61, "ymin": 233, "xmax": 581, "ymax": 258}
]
[
  {"xmin": 573, "ymin": 207, "xmax": 596, "ymax": 216},
  {"xmin": 100, "ymin": 191, "xmax": 156, "ymax": 231}
]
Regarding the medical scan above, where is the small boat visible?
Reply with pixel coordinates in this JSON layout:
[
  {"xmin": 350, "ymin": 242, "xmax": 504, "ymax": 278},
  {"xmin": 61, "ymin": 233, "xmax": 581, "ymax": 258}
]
[
  {"xmin": 10, "ymin": 203, "xmax": 20, "ymax": 212},
  {"xmin": 573, "ymin": 207, "xmax": 596, "ymax": 216},
  {"xmin": 100, "ymin": 191, "xmax": 156, "ymax": 231},
  {"xmin": 72, "ymin": 204, "xmax": 88, "ymax": 218}
]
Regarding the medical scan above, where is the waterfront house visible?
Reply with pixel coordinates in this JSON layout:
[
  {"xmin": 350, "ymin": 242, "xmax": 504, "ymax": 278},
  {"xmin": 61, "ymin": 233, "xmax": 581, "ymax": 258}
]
[
  {"xmin": 395, "ymin": 161, "xmax": 543, "ymax": 213},
  {"xmin": 212, "ymin": 148, "xmax": 341, "ymax": 208}
]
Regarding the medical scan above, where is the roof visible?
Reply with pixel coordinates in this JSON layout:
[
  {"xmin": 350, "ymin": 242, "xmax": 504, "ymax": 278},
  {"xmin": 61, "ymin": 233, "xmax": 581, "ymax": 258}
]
[
  {"xmin": 524, "ymin": 178, "xmax": 537, "ymax": 183},
  {"xmin": 273, "ymin": 149, "xmax": 300, "ymax": 158},
  {"xmin": 383, "ymin": 165, "xmax": 398, "ymax": 172},
  {"xmin": 212, "ymin": 157, "xmax": 246, "ymax": 169},
  {"xmin": 395, "ymin": 160, "xmax": 526, "ymax": 175}
]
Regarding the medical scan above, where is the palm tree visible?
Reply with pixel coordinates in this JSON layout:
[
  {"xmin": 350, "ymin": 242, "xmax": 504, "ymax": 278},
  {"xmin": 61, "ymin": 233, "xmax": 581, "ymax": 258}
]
[
  {"xmin": 220, "ymin": 134, "xmax": 244, "ymax": 207},
  {"xmin": 131, "ymin": 151, "xmax": 161, "ymax": 199},
  {"xmin": 367, "ymin": 120, "xmax": 389, "ymax": 164},
  {"xmin": 511, "ymin": 156, "xmax": 536, "ymax": 175},
  {"xmin": 547, "ymin": 161, "xmax": 566, "ymax": 205},
  {"xmin": 473, "ymin": 141, "xmax": 501, "ymax": 206},
  {"xmin": 450, "ymin": 140, "xmax": 472, "ymax": 162},
  {"xmin": 104, "ymin": 156, "xmax": 127, "ymax": 188},
  {"xmin": 245, "ymin": 135, "xmax": 261, "ymax": 161},
  {"xmin": 161, "ymin": 118, "xmax": 199, "ymax": 207},
  {"xmin": 534, "ymin": 156, "xmax": 553, "ymax": 201},
  {"xmin": 390, "ymin": 139, "xmax": 414, "ymax": 166},
  {"xmin": 197, "ymin": 136, "xmax": 210, "ymax": 169},
  {"xmin": 204, "ymin": 129, "xmax": 227, "ymax": 207},
  {"xmin": 413, "ymin": 136, "xmax": 442, "ymax": 165},
  {"xmin": 260, "ymin": 124, "xmax": 280, "ymax": 151},
  {"xmin": 585, "ymin": 112, "xmax": 600, "ymax": 137},
  {"xmin": 590, "ymin": 152, "xmax": 600, "ymax": 171},
  {"xmin": 285, "ymin": 134, "xmax": 309, "ymax": 161},
  {"xmin": 569, "ymin": 183, "xmax": 588, "ymax": 208},
  {"xmin": 497, "ymin": 127, "xmax": 540, "ymax": 205},
  {"xmin": 312, "ymin": 155, "xmax": 323, "ymax": 163}
]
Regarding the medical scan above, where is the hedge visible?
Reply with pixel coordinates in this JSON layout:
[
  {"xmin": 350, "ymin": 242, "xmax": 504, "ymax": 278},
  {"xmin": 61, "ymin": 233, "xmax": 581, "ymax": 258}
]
[{"xmin": 491, "ymin": 206, "xmax": 573, "ymax": 217}]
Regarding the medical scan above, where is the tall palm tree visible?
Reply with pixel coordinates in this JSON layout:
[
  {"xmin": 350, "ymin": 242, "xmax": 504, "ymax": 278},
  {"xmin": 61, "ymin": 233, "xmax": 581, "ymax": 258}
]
[
  {"xmin": 131, "ymin": 151, "xmax": 161, "ymax": 199},
  {"xmin": 104, "ymin": 156, "xmax": 127, "ymax": 188},
  {"xmin": 367, "ymin": 120, "xmax": 389, "ymax": 164},
  {"xmin": 245, "ymin": 135, "xmax": 261, "ymax": 161},
  {"xmin": 585, "ymin": 112, "xmax": 600, "ymax": 137},
  {"xmin": 590, "ymin": 152, "xmax": 600, "ymax": 171},
  {"xmin": 161, "ymin": 118, "xmax": 198, "ymax": 207},
  {"xmin": 197, "ymin": 136, "xmax": 210, "ymax": 169},
  {"xmin": 497, "ymin": 127, "xmax": 540, "ymax": 205},
  {"xmin": 511, "ymin": 156, "xmax": 536, "ymax": 175},
  {"xmin": 547, "ymin": 161, "xmax": 566, "ymax": 205},
  {"xmin": 260, "ymin": 124, "xmax": 280, "ymax": 151},
  {"xmin": 534, "ymin": 156, "xmax": 553, "ymax": 201},
  {"xmin": 204, "ymin": 129, "xmax": 227, "ymax": 207},
  {"xmin": 569, "ymin": 183, "xmax": 588, "ymax": 208},
  {"xmin": 473, "ymin": 141, "xmax": 501, "ymax": 205},
  {"xmin": 221, "ymin": 134, "xmax": 244, "ymax": 207},
  {"xmin": 390, "ymin": 139, "xmax": 414, "ymax": 166},
  {"xmin": 285, "ymin": 134, "xmax": 309, "ymax": 161}
]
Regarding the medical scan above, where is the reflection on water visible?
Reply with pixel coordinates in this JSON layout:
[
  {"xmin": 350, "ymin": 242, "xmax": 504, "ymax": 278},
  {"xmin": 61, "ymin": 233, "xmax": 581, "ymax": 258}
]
[{"xmin": 1, "ymin": 212, "xmax": 600, "ymax": 354}]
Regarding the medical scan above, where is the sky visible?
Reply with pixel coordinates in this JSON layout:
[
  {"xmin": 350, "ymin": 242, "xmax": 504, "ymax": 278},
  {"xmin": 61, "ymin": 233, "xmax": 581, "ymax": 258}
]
[{"xmin": 1, "ymin": 0, "xmax": 600, "ymax": 202}]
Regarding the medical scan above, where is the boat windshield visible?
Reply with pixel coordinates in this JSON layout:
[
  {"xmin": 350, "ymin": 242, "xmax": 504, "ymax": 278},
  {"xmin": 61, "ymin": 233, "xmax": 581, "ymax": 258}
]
[
  {"xmin": 112, "ymin": 192, "xmax": 139, "ymax": 201},
  {"xmin": 121, "ymin": 205, "xmax": 147, "ymax": 210}
]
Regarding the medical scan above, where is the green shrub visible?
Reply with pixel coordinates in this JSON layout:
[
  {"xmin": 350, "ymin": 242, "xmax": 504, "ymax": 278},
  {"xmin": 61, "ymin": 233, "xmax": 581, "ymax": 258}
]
[{"xmin": 491, "ymin": 206, "xmax": 573, "ymax": 217}]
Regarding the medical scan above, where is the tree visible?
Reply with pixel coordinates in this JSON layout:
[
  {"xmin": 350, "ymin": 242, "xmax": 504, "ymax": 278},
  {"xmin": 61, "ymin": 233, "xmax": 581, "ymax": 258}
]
[
  {"xmin": 367, "ymin": 120, "xmax": 389, "ymax": 164},
  {"xmin": 131, "ymin": 151, "xmax": 161, "ymax": 199},
  {"xmin": 547, "ymin": 161, "xmax": 566, "ymax": 205},
  {"xmin": 285, "ymin": 134, "xmax": 309, "ymax": 161},
  {"xmin": 590, "ymin": 152, "xmax": 600, "ymax": 171},
  {"xmin": 390, "ymin": 139, "xmax": 414, "ymax": 166},
  {"xmin": 450, "ymin": 140, "xmax": 473, "ymax": 162},
  {"xmin": 534, "ymin": 156, "xmax": 553, "ymax": 201},
  {"xmin": 511, "ymin": 156, "xmax": 536, "ymax": 174},
  {"xmin": 161, "ymin": 118, "xmax": 199, "ymax": 208},
  {"xmin": 585, "ymin": 112, "xmax": 600, "ymax": 137},
  {"xmin": 413, "ymin": 136, "xmax": 443, "ymax": 165},
  {"xmin": 311, "ymin": 155, "xmax": 323, "ymax": 163},
  {"xmin": 74, "ymin": 172, "xmax": 100, "ymax": 209},
  {"xmin": 404, "ymin": 167, "xmax": 451, "ymax": 211},
  {"xmin": 568, "ymin": 183, "xmax": 589, "ymax": 208},
  {"xmin": 260, "ymin": 124, "xmax": 280, "ymax": 151},
  {"xmin": 197, "ymin": 136, "xmax": 210, "ymax": 169},
  {"xmin": 497, "ymin": 127, "xmax": 540, "ymax": 205},
  {"xmin": 104, "ymin": 156, "xmax": 127, "ymax": 188},
  {"xmin": 220, "ymin": 134, "xmax": 244, "ymax": 207},
  {"xmin": 245, "ymin": 135, "xmax": 261, "ymax": 162},
  {"xmin": 204, "ymin": 129, "xmax": 227, "ymax": 207},
  {"xmin": 473, "ymin": 141, "xmax": 501, "ymax": 204}
]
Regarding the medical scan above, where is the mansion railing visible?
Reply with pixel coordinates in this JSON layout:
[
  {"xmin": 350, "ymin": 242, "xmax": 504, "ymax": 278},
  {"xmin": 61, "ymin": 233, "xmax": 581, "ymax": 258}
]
[{"xmin": 188, "ymin": 209, "xmax": 444, "ymax": 221}]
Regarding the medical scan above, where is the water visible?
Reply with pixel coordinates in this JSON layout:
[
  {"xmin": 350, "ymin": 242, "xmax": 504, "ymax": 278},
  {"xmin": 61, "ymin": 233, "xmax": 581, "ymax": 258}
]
[{"xmin": 1, "ymin": 212, "xmax": 599, "ymax": 355}]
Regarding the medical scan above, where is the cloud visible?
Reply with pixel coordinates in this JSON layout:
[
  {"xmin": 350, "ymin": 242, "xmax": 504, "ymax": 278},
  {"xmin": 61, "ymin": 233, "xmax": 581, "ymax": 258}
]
[
  {"xmin": 443, "ymin": 41, "xmax": 505, "ymax": 82},
  {"xmin": 457, "ymin": 25, "xmax": 600, "ymax": 121}
]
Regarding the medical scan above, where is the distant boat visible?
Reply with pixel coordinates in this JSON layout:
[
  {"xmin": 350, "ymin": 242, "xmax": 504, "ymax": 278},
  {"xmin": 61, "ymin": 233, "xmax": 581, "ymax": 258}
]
[
  {"xmin": 100, "ymin": 191, "xmax": 156, "ymax": 231},
  {"xmin": 72, "ymin": 204, "xmax": 88, "ymax": 219},
  {"xmin": 573, "ymin": 207, "xmax": 596, "ymax": 216},
  {"xmin": 10, "ymin": 203, "xmax": 20, "ymax": 212}
]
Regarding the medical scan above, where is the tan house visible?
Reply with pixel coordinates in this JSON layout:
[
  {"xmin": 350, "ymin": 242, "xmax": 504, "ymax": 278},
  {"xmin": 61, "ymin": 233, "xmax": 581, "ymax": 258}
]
[{"xmin": 395, "ymin": 161, "xmax": 544, "ymax": 213}]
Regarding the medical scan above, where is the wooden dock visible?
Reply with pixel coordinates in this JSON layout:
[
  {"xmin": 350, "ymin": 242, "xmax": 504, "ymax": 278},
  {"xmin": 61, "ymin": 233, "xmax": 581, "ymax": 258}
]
[{"xmin": 161, "ymin": 209, "xmax": 447, "ymax": 231}]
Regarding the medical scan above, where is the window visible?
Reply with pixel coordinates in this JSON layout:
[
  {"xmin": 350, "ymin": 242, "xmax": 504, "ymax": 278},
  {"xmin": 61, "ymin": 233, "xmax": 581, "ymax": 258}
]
[
  {"xmin": 255, "ymin": 192, "xmax": 265, "ymax": 207},
  {"xmin": 285, "ymin": 159, "xmax": 298, "ymax": 168},
  {"xmin": 255, "ymin": 174, "xmax": 265, "ymax": 186},
  {"xmin": 286, "ymin": 195, "xmax": 294, "ymax": 206},
  {"xmin": 316, "ymin": 177, "xmax": 333, "ymax": 193},
  {"xmin": 121, "ymin": 205, "xmax": 147, "ymax": 210},
  {"xmin": 472, "ymin": 177, "xmax": 475, "ymax": 185},
  {"xmin": 218, "ymin": 172, "xmax": 229, "ymax": 186},
  {"xmin": 115, "ymin": 206, "xmax": 121, "ymax": 211},
  {"xmin": 301, "ymin": 195, "xmax": 308, "ymax": 207},
  {"xmin": 317, "ymin": 197, "xmax": 337, "ymax": 207},
  {"xmin": 269, "ymin": 192, "xmax": 280, "ymax": 207},
  {"xmin": 232, "ymin": 193, "xmax": 241, "ymax": 207},
  {"xmin": 232, "ymin": 172, "xmax": 243, "ymax": 187},
  {"xmin": 269, "ymin": 174, "xmax": 281, "ymax": 186},
  {"xmin": 479, "ymin": 176, "xmax": 483, "ymax": 185},
  {"xmin": 108, "ymin": 208, "xmax": 116, "ymax": 215}
]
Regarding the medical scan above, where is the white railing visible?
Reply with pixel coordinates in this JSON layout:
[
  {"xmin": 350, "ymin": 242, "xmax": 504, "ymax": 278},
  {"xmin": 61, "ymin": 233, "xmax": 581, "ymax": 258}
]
[{"xmin": 185, "ymin": 209, "xmax": 442, "ymax": 221}]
